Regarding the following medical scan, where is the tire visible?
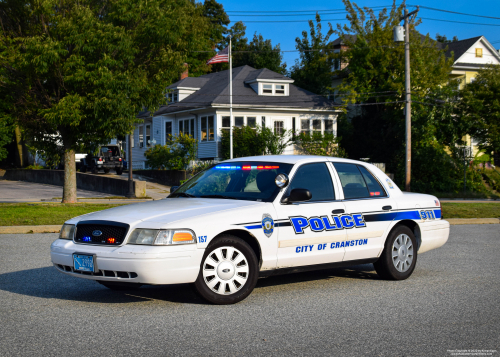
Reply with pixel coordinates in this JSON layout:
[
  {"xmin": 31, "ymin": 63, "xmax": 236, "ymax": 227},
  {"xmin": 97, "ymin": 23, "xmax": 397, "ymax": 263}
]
[
  {"xmin": 97, "ymin": 281, "xmax": 142, "ymax": 291},
  {"xmin": 103, "ymin": 168, "xmax": 110, "ymax": 174},
  {"xmin": 115, "ymin": 168, "xmax": 123, "ymax": 175},
  {"xmin": 374, "ymin": 225, "xmax": 418, "ymax": 280},
  {"xmin": 81, "ymin": 165, "xmax": 87, "ymax": 173},
  {"xmin": 193, "ymin": 235, "xmax": 259, "ymax": 305}
]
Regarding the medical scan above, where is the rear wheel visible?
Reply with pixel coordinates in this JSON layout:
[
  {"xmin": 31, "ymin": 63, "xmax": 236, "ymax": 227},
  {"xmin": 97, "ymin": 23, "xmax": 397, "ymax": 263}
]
[
  {"xmin": 103, "ymin": 168, "xmax": 110, "ymax": 174},
  {"xmin": 374, "ymin": 225, "xmax": 417, "ymax": 280},
  {"xmin": 193, "ymin": 235, "xmax": 258, "ymax": 305},
  {"xmin": 115, "ymin": 168, "xmax": 123, "ymax": 175},
  {"xmin": 97, "ymin": 281, "xmax": 142, "ymax": 291},
  {"xmin": 80, "ymin": 165, "xmax": 87, "ymax": 173}
]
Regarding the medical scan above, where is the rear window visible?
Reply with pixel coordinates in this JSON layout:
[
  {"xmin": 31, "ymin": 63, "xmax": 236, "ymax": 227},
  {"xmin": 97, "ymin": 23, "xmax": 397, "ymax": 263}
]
[
  {"xmin": 100, "ymin": 147, "xmax": 119, "ymax": 156},
  {"xmin": 333, "ymin": 163, "xmax": 387, "ymax": 199}
]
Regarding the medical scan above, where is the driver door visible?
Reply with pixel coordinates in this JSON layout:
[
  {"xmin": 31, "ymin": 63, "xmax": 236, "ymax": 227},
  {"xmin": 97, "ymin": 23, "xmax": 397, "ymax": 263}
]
[{"xmin": 274, "ymin": 162, "xmax": 346, "ymax": 268}]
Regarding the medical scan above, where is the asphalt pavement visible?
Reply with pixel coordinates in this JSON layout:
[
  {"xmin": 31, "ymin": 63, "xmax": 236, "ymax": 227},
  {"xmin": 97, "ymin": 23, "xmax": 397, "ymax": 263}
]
[{"xmin": 0, "ymin": 225, "xmax": 498, "ymax": 356}]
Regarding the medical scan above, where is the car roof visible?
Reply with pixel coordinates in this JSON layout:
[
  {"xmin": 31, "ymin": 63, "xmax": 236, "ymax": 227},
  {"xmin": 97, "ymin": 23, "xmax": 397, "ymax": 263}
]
[{"xmin": 222, "ymin": 155, "xmax": 363, "ymax": 165}]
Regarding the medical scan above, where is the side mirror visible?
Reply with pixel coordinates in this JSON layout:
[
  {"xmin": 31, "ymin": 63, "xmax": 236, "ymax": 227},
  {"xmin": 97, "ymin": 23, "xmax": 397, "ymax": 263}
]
[
  {"xmin": 170, "ymin": 186, "xmax": 179, "ymax": 193},
  {"xmin": 283, "ymin": 188, "xmax": 312, "ymax": 204}
]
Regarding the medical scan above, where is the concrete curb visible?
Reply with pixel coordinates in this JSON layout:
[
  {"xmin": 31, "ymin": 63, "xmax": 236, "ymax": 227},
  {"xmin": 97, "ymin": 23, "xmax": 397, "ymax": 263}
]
[
  {"xmin": 0, "ymin": 218, "xmax": 499, "ymax": 234},
  {"xmin": 0, "ymin": 225, "xmax": 61, "ymax": 234},
  {"xmin": 447, "ymin": 218, "xmax": 500, "ymax": 225}
]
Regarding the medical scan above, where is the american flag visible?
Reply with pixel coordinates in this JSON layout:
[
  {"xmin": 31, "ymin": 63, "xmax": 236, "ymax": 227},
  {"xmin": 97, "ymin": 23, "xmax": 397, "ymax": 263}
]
[{"xmin": 206, "ymin": 46, "xmax": 229, "ymax": 64}]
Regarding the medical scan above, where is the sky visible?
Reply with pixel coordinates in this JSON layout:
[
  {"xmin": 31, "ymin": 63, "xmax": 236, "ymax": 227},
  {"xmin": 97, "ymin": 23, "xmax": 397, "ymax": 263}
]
[{"xmin": 218, "ymin": 0, "xmax": 500, "ymax": 69}]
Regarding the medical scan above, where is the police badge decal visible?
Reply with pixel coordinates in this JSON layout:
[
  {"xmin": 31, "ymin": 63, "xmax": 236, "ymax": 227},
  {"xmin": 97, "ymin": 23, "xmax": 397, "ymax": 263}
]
[{"xmin": 262, "ymin": 213, "xmax": 274, "ymax": 238}]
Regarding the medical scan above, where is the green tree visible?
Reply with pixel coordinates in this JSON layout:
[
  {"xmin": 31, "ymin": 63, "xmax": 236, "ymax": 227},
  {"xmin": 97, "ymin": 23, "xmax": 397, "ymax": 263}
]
[
  {"xmin": 0, "ymin": 0, "xmax": 215, "ymax": 202},
  {"xmin": 290, "ymin": 14, "xmax": 335, "ymax": 95},
  {"xmin": 457, "ymin": 65, "xmax": 500, "ymax": 165},
  {"xmin": 211, "ymin": 21, "xmax": 287, "ymax": 74},
  {"xmin": 334, "ymin": 0, "xmax": 474, "ymax": 192}
]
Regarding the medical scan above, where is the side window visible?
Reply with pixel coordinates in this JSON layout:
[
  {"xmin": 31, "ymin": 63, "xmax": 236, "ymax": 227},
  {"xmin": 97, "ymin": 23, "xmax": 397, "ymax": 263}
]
[
  {"xmin": 357, "ymin": 166, "xmax": 387, "ymax": 197},
  {"xmin": 333, "ymin": 163, "xmax": 387, "ymax": 199},
  {"xmin": 333, "ymin": 163, "xmax": 370, "ymax": 199},
  {"xmin": 288, "ymin": 163, "xmax": 335, "ymax": 201}
]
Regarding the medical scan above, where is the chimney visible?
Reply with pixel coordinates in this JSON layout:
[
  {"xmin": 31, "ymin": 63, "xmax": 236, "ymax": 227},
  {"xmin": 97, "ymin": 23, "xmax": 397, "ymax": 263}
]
[{"xmin": 180, "ymin": 63, "xmax": 188, "ymax": 80}]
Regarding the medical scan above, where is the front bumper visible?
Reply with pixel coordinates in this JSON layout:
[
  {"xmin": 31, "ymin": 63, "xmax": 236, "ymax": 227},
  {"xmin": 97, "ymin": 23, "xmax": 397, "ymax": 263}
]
[{"xmin": 50, "ymin": 239, "xmax": 204, "ymax": 285}]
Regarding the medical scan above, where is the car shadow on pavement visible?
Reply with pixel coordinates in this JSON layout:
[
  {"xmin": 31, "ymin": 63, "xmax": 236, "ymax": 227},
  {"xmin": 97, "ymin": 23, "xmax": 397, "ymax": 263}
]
[
  {"xmin": 256, "ymin": 264, "xmax": 379, "ymax": 289},
  {"xmin": 0, "ymin": 264, "xmax": 379, "ymax": 305},
  {"xmin": 0, "ymin": 266, "xmax": 205, "ymax": 305}
]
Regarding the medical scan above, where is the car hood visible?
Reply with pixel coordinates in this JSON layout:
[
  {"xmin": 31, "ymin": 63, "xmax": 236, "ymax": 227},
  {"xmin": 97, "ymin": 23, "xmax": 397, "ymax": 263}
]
[{"xmin": 68, "ymin": 198, "xmax": 261, "ymax": 226}]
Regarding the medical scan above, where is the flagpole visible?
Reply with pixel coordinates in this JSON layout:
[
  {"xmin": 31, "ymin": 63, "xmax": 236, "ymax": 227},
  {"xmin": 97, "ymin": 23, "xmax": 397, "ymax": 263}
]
[{"xmin": 229, "ymin": 35, "xmax": 233, "ymax": 159}]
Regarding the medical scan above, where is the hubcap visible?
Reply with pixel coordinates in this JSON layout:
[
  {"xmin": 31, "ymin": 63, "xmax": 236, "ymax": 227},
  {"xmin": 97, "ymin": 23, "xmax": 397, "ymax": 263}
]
[
  {"xmin": 202, "ymin": 246, "xmax": 249, "ymax": 295},
  {"xmin": 391, "ymin": 234, "xmax": 414, "ymax": 273}
]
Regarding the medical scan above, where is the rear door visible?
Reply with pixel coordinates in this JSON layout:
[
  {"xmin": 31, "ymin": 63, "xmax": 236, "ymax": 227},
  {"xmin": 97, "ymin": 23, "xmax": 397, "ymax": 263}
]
[
  {"xmin": 330, "ymin": 162, "xmax": 397, "ymax": 261},
  {"xmin": 274, "ymin": 162, "xmax": 346, "ymax": 268}
]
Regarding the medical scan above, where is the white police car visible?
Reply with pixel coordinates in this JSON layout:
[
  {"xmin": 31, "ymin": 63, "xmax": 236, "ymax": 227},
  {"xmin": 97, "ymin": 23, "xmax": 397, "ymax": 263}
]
[{"xmin": 51, "ymin": 156, "xmax": 449, "ymax": 304}]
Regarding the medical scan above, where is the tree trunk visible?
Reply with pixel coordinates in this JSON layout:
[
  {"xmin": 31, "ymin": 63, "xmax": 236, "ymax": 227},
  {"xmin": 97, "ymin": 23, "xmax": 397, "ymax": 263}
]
[
  {"xmin": 14, "ymin": 126, "xmax": 23, "ymax": 167},
  {"xmin": 62, "ymin": 148, "xmax": 77, "ymax": 203}
]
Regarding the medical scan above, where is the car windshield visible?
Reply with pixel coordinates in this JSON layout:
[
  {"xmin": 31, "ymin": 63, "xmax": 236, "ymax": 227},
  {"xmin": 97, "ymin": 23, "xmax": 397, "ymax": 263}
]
[{"xmin": 170, "ymin": 162, "xmax": 293, "ymax": 202}]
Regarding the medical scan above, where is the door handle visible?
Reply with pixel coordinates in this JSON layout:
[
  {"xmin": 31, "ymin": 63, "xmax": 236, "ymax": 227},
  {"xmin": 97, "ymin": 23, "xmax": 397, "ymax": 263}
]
[
  {"xmin": 382, "ymin": 205, "xmax": 392, "ymax": 211},
  {"xmin": 332, "ymin": 209, "xmax": 345, "ymax": 214}
]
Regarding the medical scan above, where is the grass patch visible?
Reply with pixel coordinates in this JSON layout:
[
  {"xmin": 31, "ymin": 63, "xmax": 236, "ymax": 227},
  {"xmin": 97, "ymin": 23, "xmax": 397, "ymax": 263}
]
[
  {"xmin": 441, "ymin": 202, "xmax": 500, "ymax": 219},
  {"xmin": 0, "ymin": 203, "xmax": 126, "ymax": 226}
]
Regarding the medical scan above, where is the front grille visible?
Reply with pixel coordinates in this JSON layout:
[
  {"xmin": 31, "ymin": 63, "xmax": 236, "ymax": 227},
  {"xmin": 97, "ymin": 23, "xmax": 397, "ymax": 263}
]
[
  {"xmin": 56, "ymin": 264, "xmax": 138, "ymax": 278},
  {"xmin": 74, "ymin": 221, "xmax": 129, "ymax": 245}
]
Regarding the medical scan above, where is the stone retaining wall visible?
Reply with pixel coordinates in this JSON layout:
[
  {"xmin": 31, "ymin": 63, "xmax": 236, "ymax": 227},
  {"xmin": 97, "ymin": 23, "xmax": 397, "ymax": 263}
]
[
  {"xmin": 134, "ymin": 170, "xmax": 190, "ymax": 186},
  {"xmin": 4, "ymin": 169, "xmax": 146, "ymax": 197}
]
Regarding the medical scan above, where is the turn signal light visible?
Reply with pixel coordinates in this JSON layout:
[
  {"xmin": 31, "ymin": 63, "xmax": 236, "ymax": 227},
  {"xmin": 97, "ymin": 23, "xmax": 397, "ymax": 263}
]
[
  {"xmin": 172, "ymin": 232, "xmax": 194, "ymax": 242},
  {"xmin": 107, "ymin": 237, "xmax": 116, "ymax": 244}
]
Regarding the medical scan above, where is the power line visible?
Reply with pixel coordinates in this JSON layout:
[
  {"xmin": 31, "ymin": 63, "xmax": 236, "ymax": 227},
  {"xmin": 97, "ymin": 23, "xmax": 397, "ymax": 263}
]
[
  {"xmin": 418, "ymin": 17, "xmax": 500, "ymax": 26},
  {"xmin": 225, "ymin": 6, "xmax": 392, "ymax": 14},
  {"xmin": 229, "ymin": 18, "xmax": 347, "ymax": 23},
  {"xmin": 411, "ymin": 5, "xmax": 500, "ymax": 20}
]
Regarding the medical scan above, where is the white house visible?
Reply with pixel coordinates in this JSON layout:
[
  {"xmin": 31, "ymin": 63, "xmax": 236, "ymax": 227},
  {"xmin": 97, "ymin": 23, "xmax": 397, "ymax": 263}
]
[{"xmin": 127, "ymin": 65, "xmax": 341, "ymax": 169}]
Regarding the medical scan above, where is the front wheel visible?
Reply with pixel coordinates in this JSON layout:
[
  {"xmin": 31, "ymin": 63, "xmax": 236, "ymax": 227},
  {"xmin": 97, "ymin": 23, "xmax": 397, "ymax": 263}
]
[
  {"xmin": 193, "ymin": 235, "xmax": 259, "ymax": 305},
  {"xmin": 374, "ymin": 225, "xmax": 417, "ymax": 280}
]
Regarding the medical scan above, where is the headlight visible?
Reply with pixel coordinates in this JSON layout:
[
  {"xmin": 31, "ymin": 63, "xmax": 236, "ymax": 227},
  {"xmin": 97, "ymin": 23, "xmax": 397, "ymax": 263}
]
[
  {"xmin": 59, "ymin": 224, "xmax": 75, "ymax": 240},
  {"xmin": 127, "ymin": 229, "xmax": 196, "ymax": 245}
]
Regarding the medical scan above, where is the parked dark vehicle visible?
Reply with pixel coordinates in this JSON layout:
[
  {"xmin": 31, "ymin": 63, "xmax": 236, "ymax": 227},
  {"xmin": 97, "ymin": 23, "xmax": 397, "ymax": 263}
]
[{"xmin": 80, "ymin": 145, "xmax": 124, "ymax": 175}]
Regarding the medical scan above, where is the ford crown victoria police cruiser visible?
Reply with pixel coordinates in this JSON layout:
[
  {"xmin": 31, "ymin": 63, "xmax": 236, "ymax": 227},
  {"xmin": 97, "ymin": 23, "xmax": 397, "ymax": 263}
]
[{"xmin": 51, "ymin": 156, "xmax": 450, "ymax": 304}]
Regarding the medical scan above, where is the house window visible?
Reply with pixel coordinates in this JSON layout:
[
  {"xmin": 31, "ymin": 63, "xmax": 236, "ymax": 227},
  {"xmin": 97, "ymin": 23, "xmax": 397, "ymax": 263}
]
[
  {"xmin": 263, "ymin": 84, "xmax": 273, "ymax": 94},
  {"xmin": 201, "ymin": 116, "xmax": 215, "ymax": 141},
  {"xmin": 235, "ymin": 117, "xmax": 244, "ymax": 127},
  {"xmin": 139, "ymin": 126, "xmax": 144, "ymax": 148},
  {"xmin": 222, "ymin": 116, "xmax": 230, "ymax": 128},
  {"xmin": 301, "ymin": 119, "xmax": 310, "ymax": 136},
  {"xmin": 168, "ymin": 91, "xmax": 178, "ymax": 103},
  {"xmin": 292, "ymin": 117, "xmax": 296, "ymax": 137},
  {"xmin": 179, "ymin": 119, "xmax": 190, "ymax": 136},
  {"xmin": 165, "ymin": 121, "xmax": 172, "ymax": 142},
  {"xmin": 275, "ymin": 84, "xmax": 285, "ymax": 94},
  {"xmin": 190, "ymin": 119, "xmax": 194, "ymax": 137},
  {"xmin": 274, "ymin": 121, "xmax": 284, "ymax": 135},
  {"xmin": 475, "ymin": 48, "xmax": 483, "ymax": 58},
  {"xmin": 145, "ymin": 125, "xmax": 151, "ymax": 147},
  {"xmin": 312, "ymin": 119, "xmax": 321, "ymax": 133},
  {"xmin": 247, "ymin": 117, "xmax": 256, "ymax": 128},
  {"xmin": 262, "ymin": 116, "xmax": 266, "ymax": 127},
  {"xmin": 324, "ymin": 119, "xmax": 334, "ymax": 135}
]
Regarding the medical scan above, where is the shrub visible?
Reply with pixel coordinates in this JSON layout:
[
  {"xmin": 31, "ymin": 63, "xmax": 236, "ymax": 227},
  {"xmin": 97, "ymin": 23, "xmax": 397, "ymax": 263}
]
[
  {"xmin": 220, "ymin": 126, "xmax": 292, "ymax": 159},
  {"xmin": 145, "ymin": 134, "xmax": 198, "ymax": 170},
  {"xmin": 293, "ymin": 132, "xmax": 347, "ymax": 158}
]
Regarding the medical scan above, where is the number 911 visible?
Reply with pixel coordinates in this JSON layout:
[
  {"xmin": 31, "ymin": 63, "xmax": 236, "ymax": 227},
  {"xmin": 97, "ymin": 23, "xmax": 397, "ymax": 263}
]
[{"xmin": 420, "ymin": 210, "xmax": 435, "ymax": 220}]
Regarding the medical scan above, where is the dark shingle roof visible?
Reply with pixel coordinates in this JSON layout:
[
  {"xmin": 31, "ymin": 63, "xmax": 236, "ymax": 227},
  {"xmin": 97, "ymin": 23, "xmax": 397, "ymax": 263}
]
[
  {"xmin": 437, "ymin": 36, "xmax": 482, "ymax": 62},
  {"xmin": 244, "ymin": 68, "xmax": 292, "ymax": 82},
  {"xmin": 154, "ymin": 65, "xmax": 337, "ymax": 116},
  {"xmin": 166, "ymin": 76, "xmax": 211, "ymax": 89}
]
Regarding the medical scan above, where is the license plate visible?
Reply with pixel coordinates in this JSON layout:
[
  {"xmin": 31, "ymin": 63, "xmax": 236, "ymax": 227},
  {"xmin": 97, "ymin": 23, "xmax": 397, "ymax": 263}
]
[{"xmin": 73, "ymin": 254, "xmax": 95, "ymax": 272}]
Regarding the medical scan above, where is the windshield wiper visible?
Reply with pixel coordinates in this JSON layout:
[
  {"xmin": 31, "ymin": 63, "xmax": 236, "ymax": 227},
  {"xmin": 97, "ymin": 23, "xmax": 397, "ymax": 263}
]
[
  {"xmin": 200, "ymin": 194, "xmax": 237, "ymax": 200},
  {"xmin": 173, "ymin": 192, "xmax": 196, "ymax": 198}
]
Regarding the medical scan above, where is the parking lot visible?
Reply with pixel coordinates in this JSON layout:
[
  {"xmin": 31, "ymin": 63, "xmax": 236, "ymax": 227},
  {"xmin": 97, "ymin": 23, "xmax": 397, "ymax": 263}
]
[{"xmin": 0, "ymin": 225, "xmax": 498, "ymax": 356}]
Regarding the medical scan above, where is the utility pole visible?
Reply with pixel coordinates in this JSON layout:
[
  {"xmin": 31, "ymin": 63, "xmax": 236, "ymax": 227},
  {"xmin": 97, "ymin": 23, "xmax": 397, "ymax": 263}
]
[
  {"xmin": 126, "ymin": 133, "xmax": 135, "ymax": 198},
  {"xmin": 395, "ymin": 6, "xmax": 419, "ymax": 192}
]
